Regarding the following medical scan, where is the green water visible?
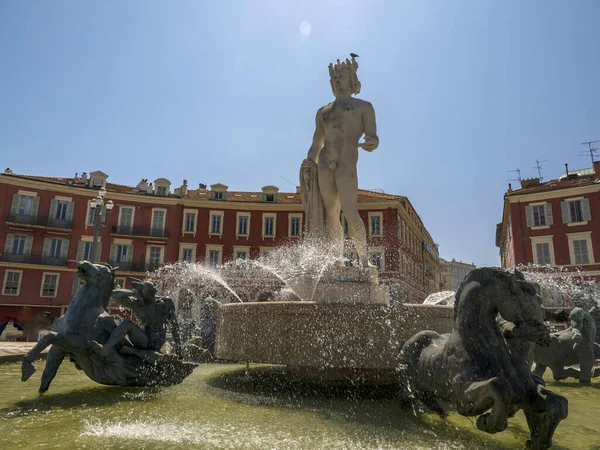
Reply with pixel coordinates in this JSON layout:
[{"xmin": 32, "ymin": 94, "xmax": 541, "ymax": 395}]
[{"xmin": 0, "ymin": 361, "xmax": 599, "ymax": 449}]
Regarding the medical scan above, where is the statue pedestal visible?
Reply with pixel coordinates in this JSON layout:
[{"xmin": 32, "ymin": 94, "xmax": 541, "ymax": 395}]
[{"xmin": 312, "ymin": 266, "xmax": 389, "ymax": 304}]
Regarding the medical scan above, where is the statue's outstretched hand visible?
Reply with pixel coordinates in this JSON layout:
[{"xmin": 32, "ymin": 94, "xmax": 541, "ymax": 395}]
[{"xmin": 359, "ymin": 137, "xmax": 379, "ymax": 152}]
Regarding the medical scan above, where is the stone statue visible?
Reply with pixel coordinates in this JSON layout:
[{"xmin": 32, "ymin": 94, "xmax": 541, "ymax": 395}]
[
  {"xmin": 533, "ymin": 307, "xmax": 600, "ymax": 384},
  {"xmin": 92, "ymin": 277, "xmax": 182, "ymax": 360},
  {"xmin": 20, "ymin": 261, "xmax": 195, "ymax": 392},
  {"xmin": 300, "ymin": 54, "xmax": 379, "ymax": 266},
  {"xmin": 398, "ymin": 268, "xmax": 568, "ymax": 450}
]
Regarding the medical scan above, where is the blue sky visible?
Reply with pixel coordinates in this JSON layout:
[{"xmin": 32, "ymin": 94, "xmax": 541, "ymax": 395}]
[{"xmin": 1, "ymin": 1, "xmax": 599, "ymax": 267}]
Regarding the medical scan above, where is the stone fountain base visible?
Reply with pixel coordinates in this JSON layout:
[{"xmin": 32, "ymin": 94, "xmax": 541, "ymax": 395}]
[
  {"xmin": 311, "ymin": 266, "xmax": 389, "ymax": 304},
  {"xmin": 215, "ymin": 302, "xmax": 454, "ymax": 381}
]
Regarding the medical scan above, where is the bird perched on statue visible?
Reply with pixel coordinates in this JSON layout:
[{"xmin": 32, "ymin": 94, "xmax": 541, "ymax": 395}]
[{"xmin": 350, "ymin": 53, "xmax": 359, "ymax": 58}]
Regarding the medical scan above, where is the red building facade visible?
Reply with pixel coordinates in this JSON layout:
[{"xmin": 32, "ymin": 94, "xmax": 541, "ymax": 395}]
[
  {"xmin": 0, "ymin": 170, "xmax": 441, "ymax": 331},
  {"xmin": 497, "ymin": 162, "xmax": 600, "ymax": 280}
]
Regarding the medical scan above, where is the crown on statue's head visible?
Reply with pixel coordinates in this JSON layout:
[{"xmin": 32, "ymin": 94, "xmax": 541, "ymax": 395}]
[{"xmin": 328, "ymin": 56, "xmax": 359, "ymax": 77}]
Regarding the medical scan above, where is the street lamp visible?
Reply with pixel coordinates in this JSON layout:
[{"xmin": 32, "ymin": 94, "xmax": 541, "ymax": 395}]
[{"xmin": 89, "ymin": 187, "xmax": 114, "ymax": 263}]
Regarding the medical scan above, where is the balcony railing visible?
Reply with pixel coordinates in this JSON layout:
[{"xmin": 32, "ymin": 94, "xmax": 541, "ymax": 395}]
[
  {"xmin": 106, "ymin": 260, "xmax": 165, "ymax": 272},
  {"xmin": 7, "ymin": 214, "xmax": 73, "ymax": 229},
  {"xmin": 1, "ymin": 253, "xmax": 67, "ymax": 266},
  {"xmin": 111, "ymin": 225, "xmax": 168, "ymax": 238}
]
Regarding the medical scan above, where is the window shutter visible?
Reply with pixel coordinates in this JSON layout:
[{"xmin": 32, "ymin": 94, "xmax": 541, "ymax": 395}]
[
  {"xmin": 49, "ymin": 199, "xmax": 58, "ymax": 219},
  {"xmin": 10, "ymin": 194, "xmax": 21, "ymax": 215},
  {"xmin": 60, "ymin": 239, "xmax": 69, "ymax": 258},
  {"xmin": 66, "ymin": 201, "xmax": 75, "ymax": 221},
  {"xmin": 109, "ymin": 244, "xmax": 117, "ymax": 262},
  {"xmin": 95, "ymin": 243, "xmax": 103, "ymax": 262},
  {"xmin": 76, "ymin": 241, "xmax": 85, "ymax": 260},
  {"xmin": 581, "ymin": 198, "xmax": 591, "ymax": 221},
  {"xmin": 544, "ymin": 204, "xmax": 553, "ymax": 226},
  {"xmin": 100, "ymin": 205, "xmax": 108, "ymax": 225},
  {"xmin": 4, "ymin": 233, "xmax": 14, "ymax": 253},
  {"xmin": 24, "ymin": 236, "xmax": 33, "ymax": 255},
  {"xmin": 42, "ymin": 237, "xmax": 51, "ymax": 256},
  {"xmin": 31, "ymin": 196, "xmax": 40, "ymax": 217},
  {"xmin": 525, "ymin": 206, "xmax": 534, "ymax": 227},
  {"xmin": 126, "ymin": 245, "xmax": 133, "ymax": 262},
  {"xmin": 560, "ymin": 201, "xmax": 570, "ymax": 224}
]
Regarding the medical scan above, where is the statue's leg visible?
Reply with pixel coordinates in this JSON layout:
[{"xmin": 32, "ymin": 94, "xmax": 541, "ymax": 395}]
[
  {"xmin": 550, "ymin": 365, "xmax": 579, "ymax": 381},
  {"xmin": 39, "ymin": 346, "xmax": 66, "ymax": 393},
  {"xmin": 457, "ymin": 377, "xmax": 513, "ymax": 434},
  {"xmin": 120, "ymin": 346, "xmax": 162, "ymax": 363},
  {"xmin": 317, "ymin": 167, "xmax": 343, "ymax": 262},
  {"xmin": 523, "ymin": 389, "xmax": 568, "ymax": 450},
  {"xmin": 578, "ymin": 344, "xmax": 595, "ymax": 385},
  {"xmin": 532, "ymin": 360, "xmax": 547, "ymax": 379},
  {"xmin": 336, "ymin": 170, "xmax": 369, "ymax": 268},
  {"xmin": 92, "ymin": 320, "xmax": 148, "ymax": 357},
  {"xmin": 22, "ymin": 332, "xmax": 58, "ymax": 381}
]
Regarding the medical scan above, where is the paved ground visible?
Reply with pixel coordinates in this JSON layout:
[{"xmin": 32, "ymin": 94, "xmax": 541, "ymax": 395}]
[{"xmin": 0, "ymin": 342, "xmax": 47, "ymax": 363}]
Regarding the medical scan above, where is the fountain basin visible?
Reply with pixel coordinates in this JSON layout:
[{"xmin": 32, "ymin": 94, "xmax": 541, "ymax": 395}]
[{"xmin": 215, "ymin": 302, "xmax": 454, "ymax": 380}]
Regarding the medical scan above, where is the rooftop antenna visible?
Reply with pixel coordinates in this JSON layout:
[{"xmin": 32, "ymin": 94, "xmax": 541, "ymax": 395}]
[
  {"xmin": 578, "ymin": 140, "xmax": 600, "ymax": 165},
  {"xmin": 533, "ymin": 159, "xmax": 550, "ymax": 181},
  {"xmin": 507, "ymin": 167, "xmax": 522, "ymax": 183}
]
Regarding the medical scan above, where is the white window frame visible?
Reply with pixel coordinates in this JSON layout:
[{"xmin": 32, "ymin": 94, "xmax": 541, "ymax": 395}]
[
  {"xmin": 145, "ymin": 244, "xmax": 165, "ymax": 265},
  {"xmin": 259, "ymin": 246, "xmax": 274, "ymax": 259},
  {"xmin": 2, "ymin": 270, "xmax": 23, "ymax": 296},
  {"xmin": 528, "ymin": 201, "xmax": 552, "ymax": 230},
  {"xmin": 563, "ymin": 197, "xmax": 590, "ymax": 226},
  {"xmin": 179, "ymin": 243, "xmax": 197, "ymax": 262},
  {"xmin": 40, "ymin": 272, "xmax": 60, "ymax": 298},
  {"xmin": 151, "ymin": 207, "xmax": 167, "ymax": 232},
  {"xmin": 114, "ymin": 277, "xmax": 126, "ymax": 289},
  {"xmin": 567, "ymin": 231, "xmax": 594, "ymax": 265},
  {"xmin": 530, "ymin": 235, "xmax": 555, "ymax": 266},
  {"xmin": 236, "ymin": 212, "xmax": 251, "ymax": 238},
  {"xmin": 116, "ymin": 205, "xmax": 135, "ymax": 233},
  {"xmin": 288, "ymin": 213, "xmax": 302, "ymax": 238},
  {"xmin": 262, "ymin": 213, "xmax": 276, "ymax": 239},
  {"xmin": 209, "ymin": 210, "xmax": 224, "ymax": 237},
  {"xmin": 205, "ymin": 244, "xmax": 223, "ymax": 267},
  {"xmin": 233, "ymin": 245, "xmax": 251, "ymax": 264},
  {"xmin": 368, "ymin": 212, "xmax": 383, "ymax": 238},
  {"xmin": 182, "ymin": 209, "xmax": 198, "ymax": 235}
]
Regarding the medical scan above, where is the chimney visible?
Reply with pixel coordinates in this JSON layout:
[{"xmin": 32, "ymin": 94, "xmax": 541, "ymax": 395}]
[
  {"xmin": 181, "ymin": 179, "xmax": 188, "ymax": 197},
  {"xmin": 594, "ymin": 160, "xmax": 600, "ymax": 179},
  {"xmin": 520, "ymin": 178, "xmax": 540, "ymax": 189},
  {"xmin": 296, "ymin": 186, "xmax": 301, "ymax": 194},
  {"xmin": 565, "ymin": 163, "xmax": 569, "ymax": 177}
]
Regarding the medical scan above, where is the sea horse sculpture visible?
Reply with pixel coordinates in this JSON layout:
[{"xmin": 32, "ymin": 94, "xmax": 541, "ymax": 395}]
[
  {"xmin": 21, "ymin": 261, "xmax": 195, "ymax": 392},
  {"xmin": 398, "ymin": 268, "xmax": 568, "ymax": 450}
]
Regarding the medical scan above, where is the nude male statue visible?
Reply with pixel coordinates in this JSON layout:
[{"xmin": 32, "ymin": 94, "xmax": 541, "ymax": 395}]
[
  {"xmin": 301, "ymin": 55, "xmax": 379, "ymax": 267},
  {"xmin": 92, "ymin": 277, "xmax": 182, "ymax": 360}
]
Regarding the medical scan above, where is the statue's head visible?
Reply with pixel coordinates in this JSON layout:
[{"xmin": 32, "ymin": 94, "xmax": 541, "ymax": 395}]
[
  {"xmin": 131, "ymin": 277, "xmax": 157, "ymax": 304},
  {"xmin": 329, "ymin": 56, "xmax": 361, "ymax": 97},
  {"xmin": 76, "ymin": 260, "xmax": 114, "ymax": 285}
]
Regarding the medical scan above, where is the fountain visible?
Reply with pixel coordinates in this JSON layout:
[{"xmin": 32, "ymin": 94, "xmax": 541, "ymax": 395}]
[{"xmin": 4, "ymin": 55, "xmax": 600, "ymax": 449}]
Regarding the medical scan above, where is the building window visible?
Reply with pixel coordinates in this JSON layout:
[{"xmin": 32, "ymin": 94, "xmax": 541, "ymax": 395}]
[
  {"xmin": 110, "ymin": 244, "xmax": 133, "ymax": 263},
  {"xmin": 263, "ymin": 214, "xmax": 276, "ymax": 238},
  {"xmin": 237, "ymin": 215, "xmax": 249, "ymax": 236},
  {"xmin": 212, "ymin": 191, "xmax": 224, "ymax": 200},
  {"xmin": 210, "ymin": 213, "xmax": 223, "ymax": 235},
  {"xmin": 151, "ymin": 209, "xmax": 166, "ymax": 235},
  {"xmin": 3, "ymin": 270, "xmax": 22, "ymax": 295},
  {"xmin": 236, "ymin": 250, "xmax": 247, "ymax": 260},
  {"xmin": 182, "ymin": 248, "xmax": 193, "ymax": 262},
  {"xmin": 184, "ymin": 212, "xmax": 196, "ymax": 233},
  {"xmin": 11, "ymin": 234, "xmax": 27, "ymax": 255},
  {"xmin": 41, "ymin": 273, "xmax": 59, "ymax": 297},
  {"xmin": 369, "ymin": 213, "xmax": 383, "ymax": 237},
  {"xmin": 115, "ymin": 277, "xmax": 126, "ymax": 289},
  {"xmin": 526, "ymin": 203, "xmax": 553, "ymax": 228},
  {"xmin": 208, "ymin": 250, "xmax": 220, "ymax": 267},
  {"xmin": 147, "ymin": 246, "xmax": 163, "ymax": 266},
  {"xmin": 573, "ymin": 240, "xmax": 590, "ymax": 265},
  {"xmin": 18, "ymin": 195, "xmax": 34, "ymax": 216},
  {"xmin": 561, "ymin": 198, "xmax": 591, "ymax": 224},
  {"xmin": 530, "ymin": 236, "xmax": 555, "ymax": 267},
  {"xmin": 535, "ymin": 243, "xmax": 551, "ymax": 265},
  {"xmin": 55, "ymin": 201, "xmax": 68, "ymax": 220},
  {"xmin": 342, "ymin": 216, "xmax": 349, "ymax": 237},
  {"xmin": 265, "ymin": 194, "xmax": 275, "ymax": 202},
  {"xmin": 289, "ymin": 214, "xmax": 302, "ymax": 237},
  {"xmin": 92, "ymin": 178, "xmax": 104, "ymax": 187},
  {"xmin": 370, "ymin": 252, "xmax": 383, "ymax": 272},
  {"xmin": 156, "ymin": 186, "xmax": 168, "ymax": 196},
  {"xmin": 118, "ymin": 207, "xmax": 134, "ymax": 233}
]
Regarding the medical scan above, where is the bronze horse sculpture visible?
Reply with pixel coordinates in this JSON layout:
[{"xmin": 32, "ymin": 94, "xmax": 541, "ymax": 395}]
[
  {"xmin": 21, "ymin": 261, "xmax": 195, "ymax": 392},
  {"xmin": 398, "ymin": 268, "xmax": 568, "ymax": 450}
]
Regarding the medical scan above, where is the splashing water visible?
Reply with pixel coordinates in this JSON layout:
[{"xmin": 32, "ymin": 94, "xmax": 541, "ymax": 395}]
[{"xmin": 517, "ymin": 264, "xmax": 600, "ymax": 310}]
